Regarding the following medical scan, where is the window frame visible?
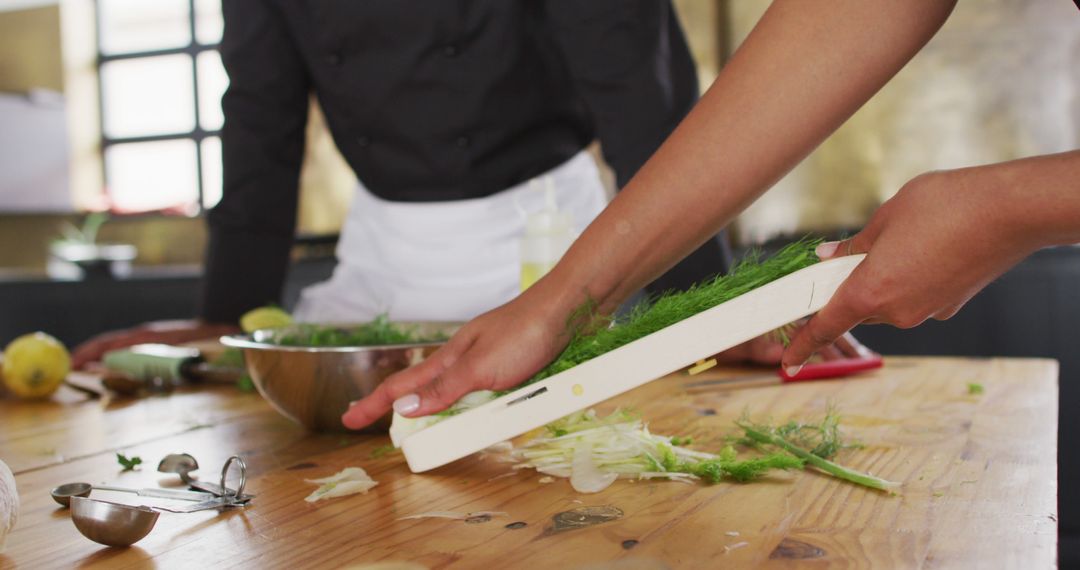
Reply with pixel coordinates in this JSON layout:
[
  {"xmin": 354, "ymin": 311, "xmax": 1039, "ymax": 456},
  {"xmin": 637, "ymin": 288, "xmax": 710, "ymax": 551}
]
[{"xmin": 94, "ymin": 0, "xmax": 221, "ymax": 213}]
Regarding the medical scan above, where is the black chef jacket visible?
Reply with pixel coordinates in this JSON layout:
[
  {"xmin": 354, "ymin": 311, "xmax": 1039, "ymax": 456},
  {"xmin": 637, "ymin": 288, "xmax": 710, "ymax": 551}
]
[{"xmin": 202, "ymin": 0, "xmax": 731, "ymax": 323}]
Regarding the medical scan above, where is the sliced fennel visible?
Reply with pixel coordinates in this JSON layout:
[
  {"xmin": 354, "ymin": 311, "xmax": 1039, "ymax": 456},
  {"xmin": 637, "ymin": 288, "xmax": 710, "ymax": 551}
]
[
  {"xmin": 509, "ymin": 409, "xmax": 802, "ymax": 493},
  {"xmin": 389, "ymin": 390, "xmax": 497, "ymax": 448},
  {"xmin": 304, "ymin": 467, "xmax": 378, "ymax": 502}
]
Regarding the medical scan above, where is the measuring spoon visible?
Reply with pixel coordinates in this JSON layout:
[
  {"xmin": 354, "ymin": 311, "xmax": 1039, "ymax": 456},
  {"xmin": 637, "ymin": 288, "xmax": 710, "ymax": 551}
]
[{"xmin": 50, "ymin": 482, "xmax": 213, "ymax": 507}]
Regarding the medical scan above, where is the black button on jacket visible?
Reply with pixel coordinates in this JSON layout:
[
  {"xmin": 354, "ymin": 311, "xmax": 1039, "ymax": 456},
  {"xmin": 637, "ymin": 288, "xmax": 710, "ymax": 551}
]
[{"xmin": 202, "ymin": 0, "xmax": 729, "ymax": 322}]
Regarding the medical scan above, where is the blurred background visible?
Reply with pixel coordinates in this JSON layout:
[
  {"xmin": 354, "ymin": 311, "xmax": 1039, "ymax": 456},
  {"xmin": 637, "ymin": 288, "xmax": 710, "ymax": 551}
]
[{"xmin": 0, "ymin": 0, "xmax": 1078, "ymax": 557}]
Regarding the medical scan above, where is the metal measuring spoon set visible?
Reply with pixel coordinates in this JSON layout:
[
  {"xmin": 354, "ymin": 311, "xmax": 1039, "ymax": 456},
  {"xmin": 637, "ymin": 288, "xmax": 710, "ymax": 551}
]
[{"xmin": 50, "ymin": 454, "xmax": 253, "ymax": 547}]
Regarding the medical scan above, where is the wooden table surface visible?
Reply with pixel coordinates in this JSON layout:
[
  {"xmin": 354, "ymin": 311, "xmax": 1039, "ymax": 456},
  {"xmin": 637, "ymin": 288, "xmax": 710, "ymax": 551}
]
[{"xmin": 0, "ymin": 356, "xmax": 1058, "ymax": 569}]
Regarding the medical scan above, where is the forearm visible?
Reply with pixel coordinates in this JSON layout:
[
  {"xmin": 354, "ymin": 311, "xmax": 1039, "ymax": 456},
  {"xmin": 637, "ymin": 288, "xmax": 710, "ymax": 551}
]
[
  {"xmin": 535, "ymin": 0, "xmax": 956, "ymax": 315},
  {"xmin": 202, "ymin": 0, "xmax": 311, "ymax": 322},
  {"xmin": 993, "ymin": 150, "xmax": 1080, "ymax": 249}
]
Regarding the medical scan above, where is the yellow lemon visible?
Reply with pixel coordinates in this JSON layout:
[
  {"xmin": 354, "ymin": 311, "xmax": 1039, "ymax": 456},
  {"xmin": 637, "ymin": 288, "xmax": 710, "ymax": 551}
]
[
  {"xmin": 240, "ymin": 306, "xmax": 293, "ymax": 334},
  {"xmin": 2, "ymin": 332, "xmax": 70, "ymax": 399}
]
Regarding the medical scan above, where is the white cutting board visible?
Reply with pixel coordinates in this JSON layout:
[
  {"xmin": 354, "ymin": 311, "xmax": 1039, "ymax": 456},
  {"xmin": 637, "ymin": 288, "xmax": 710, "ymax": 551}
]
[{"xmin": 402, "ymin": 254, "xmax": 865, "ymax": 472}]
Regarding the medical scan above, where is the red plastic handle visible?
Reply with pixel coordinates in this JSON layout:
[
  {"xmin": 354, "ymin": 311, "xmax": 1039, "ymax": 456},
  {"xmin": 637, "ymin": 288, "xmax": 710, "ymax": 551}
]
[{"xmin": 778, "ymin": 355, "xmax": 884, "ymax": 382}]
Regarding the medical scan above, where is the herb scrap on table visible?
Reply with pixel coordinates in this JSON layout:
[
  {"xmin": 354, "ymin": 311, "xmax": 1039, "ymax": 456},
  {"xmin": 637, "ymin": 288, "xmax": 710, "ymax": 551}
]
[{"xmin": 117, "ymin": 453, "xmax": 142, "ymax": 472}]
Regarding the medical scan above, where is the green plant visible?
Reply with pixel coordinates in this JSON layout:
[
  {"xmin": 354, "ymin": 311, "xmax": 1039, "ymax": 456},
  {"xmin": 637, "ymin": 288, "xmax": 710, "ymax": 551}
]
[{"xmin": 57, "ymin": 212, "xmax": 109, "ymax": 245}]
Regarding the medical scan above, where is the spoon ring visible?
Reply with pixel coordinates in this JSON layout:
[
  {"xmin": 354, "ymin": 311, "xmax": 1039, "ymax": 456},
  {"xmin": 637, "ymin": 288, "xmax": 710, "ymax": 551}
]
[{"xmin": 220, "ymin": 455, "xmax": 247, "ymax": 499}]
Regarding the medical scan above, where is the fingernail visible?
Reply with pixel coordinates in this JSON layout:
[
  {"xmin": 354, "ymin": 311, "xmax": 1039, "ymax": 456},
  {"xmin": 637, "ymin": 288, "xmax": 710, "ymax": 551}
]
[
  {"xmin": 816, "ymin": 241, "xmax": 840, "ymax": 259},
  {"xmin": 348, "ymin": 400, "xmax": 361, "ymax": 407},
  {"xmin": 393, "ymin": 394, "xmax": 420, "ymax": 415},
  {"xmin": 785, "ymin": 364, "xmax": 804, "ymax": 377}
]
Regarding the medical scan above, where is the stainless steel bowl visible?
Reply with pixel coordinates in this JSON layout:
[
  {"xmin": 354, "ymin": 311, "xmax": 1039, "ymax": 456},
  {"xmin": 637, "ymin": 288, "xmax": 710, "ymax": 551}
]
[
  {"xmin": 220, "ymin": 322, "xmax": 458, "ymax": 433},
  {"xmin": 70, "ymin": 496, "xmax": 159, "ymax": 547}
]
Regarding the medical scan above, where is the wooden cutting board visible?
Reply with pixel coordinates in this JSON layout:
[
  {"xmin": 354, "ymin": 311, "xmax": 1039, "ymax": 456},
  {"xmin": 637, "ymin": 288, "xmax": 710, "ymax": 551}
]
[{"xmin": 0, "ymin": 356, "xmax": 1057, "ymax": 568}]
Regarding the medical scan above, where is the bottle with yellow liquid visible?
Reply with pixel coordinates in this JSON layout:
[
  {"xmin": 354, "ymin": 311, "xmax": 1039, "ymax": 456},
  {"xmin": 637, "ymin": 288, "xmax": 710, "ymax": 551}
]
[{"xmin": 520, "ymin": 179, "xmax": 573, "ymax": 291}]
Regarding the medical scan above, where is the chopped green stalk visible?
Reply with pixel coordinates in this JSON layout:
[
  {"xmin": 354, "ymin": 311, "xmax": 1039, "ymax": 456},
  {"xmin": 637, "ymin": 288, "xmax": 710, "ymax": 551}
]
[
  {"xmin": 737, "ymin": 422, "xmax": 899, "ymax": 493},
  {"xmin": 967, "ymin": 383, "xmax": 984, "ymax": 395},
  {"xmin": 683, "ymin": 448, "xmax": 804, "ymax": 483}
]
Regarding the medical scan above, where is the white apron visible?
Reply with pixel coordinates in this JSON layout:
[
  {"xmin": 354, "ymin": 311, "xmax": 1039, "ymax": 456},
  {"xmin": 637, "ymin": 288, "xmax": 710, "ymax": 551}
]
[{"xmin": 293, "ymin": 150, "xmax": 608, "ymax": 323}]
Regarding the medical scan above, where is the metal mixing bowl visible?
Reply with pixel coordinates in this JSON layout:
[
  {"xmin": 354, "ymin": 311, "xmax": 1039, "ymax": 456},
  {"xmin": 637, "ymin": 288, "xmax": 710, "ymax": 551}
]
[{"xmin": 220, "ymin": 322, "xmax": 458, "ymax": 433}]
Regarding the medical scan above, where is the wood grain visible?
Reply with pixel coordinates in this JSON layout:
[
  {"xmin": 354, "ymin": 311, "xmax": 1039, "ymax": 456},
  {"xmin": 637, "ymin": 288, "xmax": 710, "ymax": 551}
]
[{"xmin": 0, "ymin": 357, "xmax": 1058, "ymax": 569}]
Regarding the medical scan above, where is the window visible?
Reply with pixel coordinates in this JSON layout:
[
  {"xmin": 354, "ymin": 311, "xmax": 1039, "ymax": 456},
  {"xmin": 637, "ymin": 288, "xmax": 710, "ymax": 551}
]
[{"xmin": 95, "ymin": 0, "xmax": 226, "ymax": 213}]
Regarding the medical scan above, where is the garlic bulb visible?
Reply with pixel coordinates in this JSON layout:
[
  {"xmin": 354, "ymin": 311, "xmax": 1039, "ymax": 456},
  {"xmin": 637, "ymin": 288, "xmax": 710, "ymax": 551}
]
[{"xmin": 0, "ymin": 458, "xmax": 17, "ymax": 553}]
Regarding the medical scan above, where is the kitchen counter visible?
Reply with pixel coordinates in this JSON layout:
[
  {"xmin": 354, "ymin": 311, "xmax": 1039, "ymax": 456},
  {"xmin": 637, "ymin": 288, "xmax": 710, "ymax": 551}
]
[{"xmin": 0, "ymin": 356, "xmax": 1057, "ymax": 568}]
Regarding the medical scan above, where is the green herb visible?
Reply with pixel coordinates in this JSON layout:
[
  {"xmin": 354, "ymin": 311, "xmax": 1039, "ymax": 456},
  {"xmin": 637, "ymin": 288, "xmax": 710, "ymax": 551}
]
[
  {"xmin": 521, "ymin": 239, "xmax": 822, "ymax": 387},
  {"xmin": 768, "ymin": 322, "xmax": 798, "ymax": 347},
  {"xmin": 211, "ymin": 347, "xmax": 245, "ymax": 368},
  {"xmin": 772, "ymin": 406, "xmax": 861, "ymax": 459},
  {"xmin": 208, "ymin": 349, "xmax": 256, "ymax": 392},
  {"xmin": 117, "ymin": 453, "xmax": 142, "ymax": 471},
  {"xmin": 967, "ymin": 383, "xmax": 984, "ymax": 395},
  {"xmin": 675, "ymin": 445, "xmax": 804, "ymax": 483},
  {"xmin": 669, "ymin": 436, "xmax": 693, "ymax": 447},
  {"xmin": 236, "ymin": 375, "xmax": 256, "ymax": 392},
  {"xmin": 269, "ymin": 314, "xmax": 447, "ymax": 347},
  {"xmin": 737, "ymin": 421, "xmax": 898, "ymax": 493},
  {"xmin": 370, "ymin": 444, "xmax": 399, "ymax": 459}
]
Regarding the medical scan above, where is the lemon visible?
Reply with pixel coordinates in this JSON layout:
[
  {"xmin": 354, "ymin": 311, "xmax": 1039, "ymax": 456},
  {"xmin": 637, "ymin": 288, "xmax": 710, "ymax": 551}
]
[
  {"xmin": 2, "ymin": 332, "xmax": 70, "ymax": 399},
  {"xmin": 240, "ymin": 306, "xmax": 294, "ymax": 333}
]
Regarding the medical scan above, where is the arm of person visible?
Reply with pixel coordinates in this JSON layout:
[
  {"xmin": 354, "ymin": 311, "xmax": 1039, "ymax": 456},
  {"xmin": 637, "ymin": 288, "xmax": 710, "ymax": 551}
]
[
  {"xmin": 341, "ymin": 0, "xmax": 957, "ymax": 428},
  {"xmin": 202, "ymin": 0, "xmax": 311, "ymax": 324},
  {"xmin": 542, "ymin": 0, "xmax": 733, "ymax": 294},
  {"xmin": 72, "ymin": 0, "xmax": 310, "ymax": 369},
  {"xmin": 782, "ymin": 150, "xmax": 1080, "ymax": 373},
  {"xmin": 542, "ymin": 0, "xmax": 871, "ymax": 364}
]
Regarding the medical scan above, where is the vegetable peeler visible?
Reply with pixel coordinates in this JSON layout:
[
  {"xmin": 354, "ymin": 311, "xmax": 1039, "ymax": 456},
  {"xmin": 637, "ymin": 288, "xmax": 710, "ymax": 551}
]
[
  {"xmin": 102, "ymin": 344, "xmax": 244, "ymax": 388},
  {"xmin": 400, "ymin": 254, "xmax": 867, "ymax": 473}
]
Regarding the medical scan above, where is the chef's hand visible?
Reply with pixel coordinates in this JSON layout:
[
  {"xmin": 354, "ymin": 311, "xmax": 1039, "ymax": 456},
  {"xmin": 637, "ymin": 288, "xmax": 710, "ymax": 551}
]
[
  {"xmin": 781, "ymin": 165, "xmax": 1033, "ymax": 374},
  {"xmin": 717, "ymin": 328, "xmax": 875, "ymax": 366},
  {"xmin": 341, "ymin": 295, "xmax": 574, "ymax": 429},
  {"xmin": 341, "ymin": 300, "xmax": 876, "ymax": 429},
  {"xmin": 71, "ymin": 319, "xmax": 240, "ymax": 369}
]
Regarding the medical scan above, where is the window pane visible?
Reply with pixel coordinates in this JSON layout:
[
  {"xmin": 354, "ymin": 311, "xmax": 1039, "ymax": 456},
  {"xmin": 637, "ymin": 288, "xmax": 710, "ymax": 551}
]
[
  {"xmin": 194, "ymin": 0, "xmax": 223, "ymax": 45},
  {"xmin": 101, "ymin": 54, "xmax": 195, "ymax": 138},
  {"xmin": 105, "ymin": 140, "xmax": 198, "ymax": 212},
  {"xmin": 197, "ymin": 51, "xmax": 228, "ymax": 131},
  {"xmin": 98, "ymin": 0, "xmax": 190, "ymax": 55},
  {"xmin": 201, "ymin": 136, "xmax": 223, "ymax": 208}
]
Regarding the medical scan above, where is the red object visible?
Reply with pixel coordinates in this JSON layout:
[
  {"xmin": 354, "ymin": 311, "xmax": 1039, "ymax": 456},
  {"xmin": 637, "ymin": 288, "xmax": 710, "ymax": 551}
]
[{"xmin": 779, "ymin": 355, "xmax": 884, "ymax": 382}]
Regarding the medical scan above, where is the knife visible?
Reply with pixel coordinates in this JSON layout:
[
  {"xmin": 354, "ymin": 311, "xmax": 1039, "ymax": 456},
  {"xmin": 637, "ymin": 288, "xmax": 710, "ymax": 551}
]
[{"xmin": 683, "ymin": 355, "xmax": 884, "ymax": 390}]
